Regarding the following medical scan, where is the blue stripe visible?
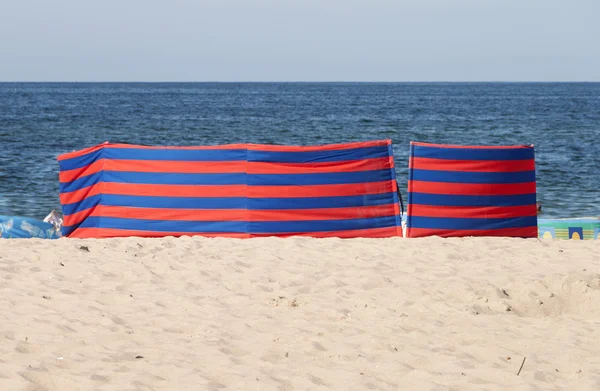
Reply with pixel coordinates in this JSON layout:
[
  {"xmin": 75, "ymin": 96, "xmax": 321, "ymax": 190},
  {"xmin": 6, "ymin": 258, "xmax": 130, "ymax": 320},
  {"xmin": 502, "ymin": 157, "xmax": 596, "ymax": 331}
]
[
  {"xmin": 411, "ymin": 169, "xmax": 535, "ymax": 184},
  {"xmin": 61, "ymin": 195, "xmax": 246, "ymax": 216},
  {"xmin": 104, "ymin": 148, "xmax": 248, "ymax": 162},
  {"xmin": 249, "ymin": 193, "xmax": 396, "ymax": 210},
  {"xmin": 58, "ymin": 149, "xmax": 104, "ymax": 172},
  {"xmin": 60, "ymin": 145, "xmax": 390, "ymax": 172},
  {"xmin": 59, "ymin": 172, "xmax": 104, "ymax": 193},
  {"xmin": 412, "ymin": 145, "xmax": 534, "ymax": 161},
  {"xmin": 59, "ymin": 170, "xmax": 394, "ymax": 193},
  {"xmin": 61, "ymin": 193, "xmax": 396, "ymax": 216},
  {"xmin": 66, "ymin": 215, "xmax": 397, "ymax": 234},
  {"xmin": 248, "ymin": 146, "xmax": 390, "ymax": 163},
  {"xmin": 409, "ymin": 216, "xmax": 537, "ymax": 230},
  {"xmin": 62, "ymin": 194, "xmax": 104, "ymax": 216},
  {"xmin": 71, "ymin": 217, "xmax": 247, "ymax": 233},
  {"xmin": 59, "ymin": 148, "xmax": 248, "ymax": 171},
  {"xmin": 62, "ymin": 225, "xmax": 77, "ymax": 236},
  {"xmin": 409, "ymin": 192, "xmax": 537, "ymax": 207}
]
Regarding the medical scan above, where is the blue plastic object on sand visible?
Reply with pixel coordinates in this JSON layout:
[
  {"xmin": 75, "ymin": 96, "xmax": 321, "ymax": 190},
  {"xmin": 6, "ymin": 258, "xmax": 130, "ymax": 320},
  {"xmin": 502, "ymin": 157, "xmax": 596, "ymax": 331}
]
[{"xmin": 0, "ymin": 215, "xmax": 61, "ymax": 239}]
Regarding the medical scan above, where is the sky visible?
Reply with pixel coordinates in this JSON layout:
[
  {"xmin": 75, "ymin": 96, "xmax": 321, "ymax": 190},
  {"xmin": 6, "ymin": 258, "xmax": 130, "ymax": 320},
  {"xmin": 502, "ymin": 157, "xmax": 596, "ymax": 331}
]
[{"xmin": 1, "ymin": 0, "xmax": 598, "ymax": 82}]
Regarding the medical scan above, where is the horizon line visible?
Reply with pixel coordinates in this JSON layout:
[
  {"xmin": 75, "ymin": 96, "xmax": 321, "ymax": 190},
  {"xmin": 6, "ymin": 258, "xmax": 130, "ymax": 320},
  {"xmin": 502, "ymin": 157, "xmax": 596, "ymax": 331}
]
[{"xmin": 1, "ymin": 80, "xmax": 600, "ymax": 84}]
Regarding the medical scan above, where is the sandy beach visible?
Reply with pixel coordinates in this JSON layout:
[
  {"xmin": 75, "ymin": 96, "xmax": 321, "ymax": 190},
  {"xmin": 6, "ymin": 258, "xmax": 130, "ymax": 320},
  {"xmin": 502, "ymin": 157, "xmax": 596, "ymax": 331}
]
[{"xmin": 1, "ymin": 236, "xmax": 599, "ymax": 390}]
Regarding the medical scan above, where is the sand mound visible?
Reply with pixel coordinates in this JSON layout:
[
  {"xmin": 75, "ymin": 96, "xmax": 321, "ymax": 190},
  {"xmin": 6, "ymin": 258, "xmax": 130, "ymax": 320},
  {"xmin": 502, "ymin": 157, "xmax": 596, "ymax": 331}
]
[{"xmin": 469, "ymin": 272, "xmax": 600, "ymax": 318}]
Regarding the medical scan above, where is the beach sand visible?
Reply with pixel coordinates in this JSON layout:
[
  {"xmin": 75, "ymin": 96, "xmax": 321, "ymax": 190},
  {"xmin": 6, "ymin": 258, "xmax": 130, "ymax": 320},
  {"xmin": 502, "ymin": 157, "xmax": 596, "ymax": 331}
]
[{"xmin": 1, "ymin": 236, "xmax": 599, "ymax": 390}]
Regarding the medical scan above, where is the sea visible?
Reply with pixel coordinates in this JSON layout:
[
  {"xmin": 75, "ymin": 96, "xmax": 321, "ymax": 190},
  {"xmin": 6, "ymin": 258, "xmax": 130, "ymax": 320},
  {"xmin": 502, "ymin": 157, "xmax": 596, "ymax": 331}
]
[{"xmin": 1, "ymin": 82, "xmax": 598, "ymax": 219}]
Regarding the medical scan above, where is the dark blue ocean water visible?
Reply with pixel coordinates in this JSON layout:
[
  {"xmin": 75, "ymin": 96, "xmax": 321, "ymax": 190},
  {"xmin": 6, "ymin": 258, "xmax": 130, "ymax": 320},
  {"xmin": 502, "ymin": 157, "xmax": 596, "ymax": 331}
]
[{"xmin": 1, "ymin": 82, "xmax": 598, "ymax": 219}]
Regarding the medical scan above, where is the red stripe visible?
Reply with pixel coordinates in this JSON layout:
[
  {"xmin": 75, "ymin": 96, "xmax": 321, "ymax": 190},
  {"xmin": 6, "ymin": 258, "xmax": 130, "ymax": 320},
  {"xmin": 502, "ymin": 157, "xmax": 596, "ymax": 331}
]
[
  {"xmin": 63, "ymin": 204, "xmax": 398, "ymax": 227},
  {"xmin": 409, "ymin": 157, "xmax": 535, "ymax": 172},
  {"xmin": 58, "ymin": 140, "xmax": 392, "ymax": 161},
  {"xmin": 408, "ymin": 205, "xmax": 537, "ymax": 219},
  {"xmin": 251, "ymin": 205, "xmax": 397, "ymax": 221},
  {"xmin": 410, "ymin": 141, "xmax": 533, "ymax": 149},
  {"xmin": 64, "ymin": 205, "xmax": 100, "ymax": 227},
  {"xmin": 67, "ymin": 226, "xmax": 400, "ymax": 239},
  {"xmin": 62, "ymin": 206, "xmax": 209, "ymax": 226},
  {"xmin": 406, "ymin": 226, "xmax": 538, "ymax": 238},
  {"xmin": 60, "ymin": 184, "xmax": 103, "ymax": 205},
  {"xmin": 60, "ymin": 181, "xmax": 397, "ymax": 205},
  {"xmin": 248, "ymin": 157, "xmax": 393, "ymax": 174},
  {"xmin": 59, "ymin": 157, "xmax": 394, "ymax": 182},
  {"xmin": 408, "ymin": 180, "xmax": 536, "ymax": 195},
  {"xmin": 59, "ymin": 160, "xmax": 245, "ymax": 182}
]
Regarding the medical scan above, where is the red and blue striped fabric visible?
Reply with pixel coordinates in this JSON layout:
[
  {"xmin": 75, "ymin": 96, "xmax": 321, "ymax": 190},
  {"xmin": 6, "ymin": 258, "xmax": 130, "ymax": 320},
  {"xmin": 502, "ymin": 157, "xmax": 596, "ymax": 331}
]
[
  {"xmin": 58, "ymin": 140, "xmax": 402, "ymax": 239},
  {"xmin": 406, "ymin": 141, "xmax": 537, "ymax": 238}
]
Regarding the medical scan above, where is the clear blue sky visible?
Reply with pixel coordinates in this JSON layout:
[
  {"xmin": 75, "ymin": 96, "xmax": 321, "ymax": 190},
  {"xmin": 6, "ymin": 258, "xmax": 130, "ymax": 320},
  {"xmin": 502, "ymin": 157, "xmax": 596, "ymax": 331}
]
[{"xmin": 1, "ymin": 0, "xmax": 598, "ymax": 81}]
